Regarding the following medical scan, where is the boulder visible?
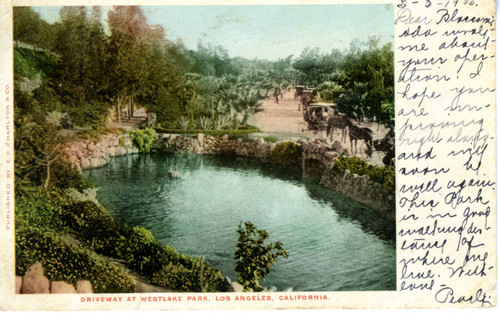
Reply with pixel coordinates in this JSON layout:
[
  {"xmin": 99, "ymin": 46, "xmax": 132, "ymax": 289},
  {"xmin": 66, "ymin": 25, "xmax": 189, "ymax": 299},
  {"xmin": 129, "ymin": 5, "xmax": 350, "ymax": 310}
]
[
  {"xmin": 51, "ymin": 281, "xmax": 76, "ymax": 294},
  {"xmin": 90, "ymin": 158, "xmax": 104, "ymax": 168},
  {"xmin": 115, "ymin": 146, "xmax": 127, "ymax": 156},
  {"xmin": 22, "ymin": 262, "xmax": 50, "ymax": 294},
  {"xmin": 81, "ymin": 158, "xmax": 91, "ymax": 169},
  {"xmin": 229, "ymin": 282, "xmax": 244, "ymax": 292},
  {"xmin": 15, "ymin": 276, "xmax": 22, "ymax": 294},
  {"xmin": 168, "ymin": 171, "xmax": 181, "ymax": 178},
  {"xmin": 76, "ymin": 280, "xmax": 93, "ymax": 293},
  {"xmin": 108, "ymin": 146, "xmax": 116, "ymax": 157}
]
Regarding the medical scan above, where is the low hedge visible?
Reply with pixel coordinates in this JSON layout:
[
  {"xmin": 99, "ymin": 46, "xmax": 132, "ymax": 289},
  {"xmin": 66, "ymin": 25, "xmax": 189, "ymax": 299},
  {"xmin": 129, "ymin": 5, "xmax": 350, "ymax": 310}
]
[
  {"xmin": 154, "ymin": 125, "xmax": 259, "ymax": 136},
  {"xmin": 332, "ymin": 156, "xmax": 395, "ymax": 190}
]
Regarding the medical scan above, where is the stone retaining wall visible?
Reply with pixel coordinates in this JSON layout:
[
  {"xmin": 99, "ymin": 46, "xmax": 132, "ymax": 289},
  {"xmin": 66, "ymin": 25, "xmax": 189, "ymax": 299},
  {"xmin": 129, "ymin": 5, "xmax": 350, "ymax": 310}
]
[
  {"xmin": 64, "ymin": 133, "xmax": 138, "ymax": 172},
  {"xmin": 63, "ymin": 133, "xmax": 394, "ymax": 220},
  {"xmin": 156, "ymin": 133, "xmax": 274, "ymax": 160},
  {"xmin": 320, "ymin": 168, "xmax": 395, "ymax": 220}
]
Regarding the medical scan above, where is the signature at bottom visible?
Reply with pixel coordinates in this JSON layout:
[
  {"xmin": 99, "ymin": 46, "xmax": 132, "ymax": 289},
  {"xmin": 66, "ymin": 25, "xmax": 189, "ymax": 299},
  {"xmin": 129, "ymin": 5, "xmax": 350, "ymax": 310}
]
[{"xmin": 435, "ymin": 286, "xmax": 492, "ymax": 307}]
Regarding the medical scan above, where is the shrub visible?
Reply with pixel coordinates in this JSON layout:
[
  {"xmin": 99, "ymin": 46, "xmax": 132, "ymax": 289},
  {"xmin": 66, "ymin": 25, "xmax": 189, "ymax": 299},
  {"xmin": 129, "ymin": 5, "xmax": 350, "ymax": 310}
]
[
  {"xmin": 178, "ymin": 116, "xmax": 190, "ymax": 130},
  {"xmin": 123, "ymin": 227, "xmax": 177, "ymax": 275},
  {"xmin": 151, "ymin": 257, "xmax": 227, "ymax": 292},
  {"xmin": 33, "ymin": 85, "xmax": 62, "ymax": 114},
  {"xmin": 14, "ymin": 47, "xmax": 56, "ymax": 79},
  {"xmin": 15, "ymin": 227, "xmax": 136, "ymax": 293},
  {"xmin": 263, "ymin": 136, "xmax": 278, "ymax": 143},
  {"xmin": 50, "ymin": 160, "xmax": 92, "ymax": 191},
  {"xmin": 199, "ymin": 116, "xmax": 212, "ymax": 130},
  {"xmin": 15, "ymin": 192, "xmax": 65, "ymax": 231},
  {"xmin": 234, "ymin": 222, "xmax": 288, "ymax": 291},
  {"xmin": 130, "ymin": 128, "xmax": 157, "ymax": 153},
  {"xmin": 268, "ymin": 142, "xmax": 302, "ymax": 167},
  {"xmin": 59, "ymin": 200, "xmax": 130, "ymax": 259},
  {"xmin": 151, "ymin": 262, "xmax": 197, "ymax": 291},
  {"xmin": 332, "ymin": 156, "xmax": 395, "ymax": 190},
  {"xmin": 69, "ymin": 101, "xmax": 109, "ymax": 130}
]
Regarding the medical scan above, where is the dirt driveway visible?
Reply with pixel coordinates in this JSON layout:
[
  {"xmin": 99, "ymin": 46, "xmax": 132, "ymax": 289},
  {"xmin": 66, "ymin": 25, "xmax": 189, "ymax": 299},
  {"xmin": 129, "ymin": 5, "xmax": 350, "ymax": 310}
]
[
  {"xmin": 248, "ymin": 90, "xmax": 390, "ymax": 166},
  {"xmin": 248, "ymin": 90, "xmax": 315, "ymax": 140}
]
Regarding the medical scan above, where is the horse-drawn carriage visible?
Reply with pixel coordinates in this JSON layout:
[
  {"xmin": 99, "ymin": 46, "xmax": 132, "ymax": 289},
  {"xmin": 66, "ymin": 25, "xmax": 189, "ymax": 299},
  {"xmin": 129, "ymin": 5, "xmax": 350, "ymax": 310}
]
[
  {"xmin": 294, "ymin": 85, "xmax": 394, "ymax": 161},
  {"xmin": 303, "ymin": 103, "xmax": 336, "ymax": 131}
]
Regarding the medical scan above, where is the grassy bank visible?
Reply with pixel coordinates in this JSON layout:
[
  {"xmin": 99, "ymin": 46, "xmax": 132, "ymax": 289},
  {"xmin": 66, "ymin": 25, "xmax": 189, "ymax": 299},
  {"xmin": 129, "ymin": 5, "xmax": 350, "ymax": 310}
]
[{"xmin": 15, "ymin": 161, "xmax": 228, "ymax": 293}]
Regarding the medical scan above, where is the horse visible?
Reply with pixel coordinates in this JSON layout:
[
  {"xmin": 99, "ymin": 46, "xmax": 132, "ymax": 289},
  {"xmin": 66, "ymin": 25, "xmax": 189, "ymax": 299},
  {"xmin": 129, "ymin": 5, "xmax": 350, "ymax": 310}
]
[
  {"xmin": 346, "ymin": 119, "xmax": 373, "ymax": 157},
  {"xmin": 326, "ymin": 115, "xmax": 349, "ymax": 143}
]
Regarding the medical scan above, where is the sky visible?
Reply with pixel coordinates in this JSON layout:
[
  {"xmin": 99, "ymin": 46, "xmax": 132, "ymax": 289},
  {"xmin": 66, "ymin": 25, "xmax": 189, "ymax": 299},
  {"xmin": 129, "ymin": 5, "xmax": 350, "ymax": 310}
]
[{"xmin": 33, "ymin": 5, "xmax": 394, "ymax": 61}]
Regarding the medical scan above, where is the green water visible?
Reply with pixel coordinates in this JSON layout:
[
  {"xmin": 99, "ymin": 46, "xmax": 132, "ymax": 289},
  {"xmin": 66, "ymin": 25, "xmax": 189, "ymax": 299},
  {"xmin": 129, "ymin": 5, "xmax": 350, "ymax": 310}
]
[{"xmin": 83, "ymin": 153, "xmax": 396, "ymax": 291}]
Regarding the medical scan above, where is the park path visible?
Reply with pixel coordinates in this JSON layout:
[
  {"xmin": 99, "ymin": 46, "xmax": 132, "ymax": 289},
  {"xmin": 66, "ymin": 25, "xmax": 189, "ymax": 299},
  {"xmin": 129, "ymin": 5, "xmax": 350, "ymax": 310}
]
[
  {"xmin": 248, "ymin": 90, "xmax": 389, "ymax": 166},
  {"xmin": 248, "ymin": 90, "xmax": 311, "ymax": 139}
]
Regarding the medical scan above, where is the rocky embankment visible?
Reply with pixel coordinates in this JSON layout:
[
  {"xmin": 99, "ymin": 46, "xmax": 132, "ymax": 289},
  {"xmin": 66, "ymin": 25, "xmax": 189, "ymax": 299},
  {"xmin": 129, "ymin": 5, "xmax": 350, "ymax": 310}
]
[
  {"xmin": 63, "ymin": 133, "xmax": 139, "ymax": 171},
  {"xmin": 320, "ymin": 169, "xmax": 395, "ymax": 220},
  {"xmin": 63, "ymin": 133, "xmax": 394, "ymax": 220}
]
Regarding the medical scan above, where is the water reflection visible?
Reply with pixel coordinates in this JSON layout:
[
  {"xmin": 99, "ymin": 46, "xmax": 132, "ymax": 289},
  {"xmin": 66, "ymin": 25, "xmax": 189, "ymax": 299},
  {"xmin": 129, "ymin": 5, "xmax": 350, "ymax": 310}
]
[{"xmin": 84, "ymin": 153, "xmax": 396, "ymax": 291}]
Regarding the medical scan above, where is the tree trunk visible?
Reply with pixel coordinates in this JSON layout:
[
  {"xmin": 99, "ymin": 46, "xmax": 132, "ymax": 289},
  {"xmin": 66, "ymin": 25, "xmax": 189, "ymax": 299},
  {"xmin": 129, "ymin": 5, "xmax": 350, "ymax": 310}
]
[
  {"xmin": 116, "ymin": 98, "xmax": 121, "ymax": 123},
  {"xmin": 130, "ymin": 98, "xmax": 135, "ymax": 118},
  {"xmin": 44, "ymin": 162, "xmax": 50, "ymax": 189},
  {"xmin": 127, "ymin": 97, "xmax": 134, "ymax": 120}
]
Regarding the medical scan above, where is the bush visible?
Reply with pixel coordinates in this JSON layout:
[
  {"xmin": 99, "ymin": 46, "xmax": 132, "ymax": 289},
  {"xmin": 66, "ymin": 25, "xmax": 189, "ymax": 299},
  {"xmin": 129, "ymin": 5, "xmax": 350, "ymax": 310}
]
[
  {"xmin": 151, "ymin": 257, "xmax": 227, "ymax": 292},
  {"xmin": 123, "ymin": 227, "xmax": 178, "ymax": 276},
  {"xmin": 332, "ymin": 156, "xmax": 395, "ymax": 190},
  {"xmin": 234, "ymin": 222, "xmax": 288, "ymax": 291},
  {"xmin": 60, "ymin": 200, "xmax": 131, "ymax": 259},
  {"xmin": 69, "ymin": 101, "xmax": 109, "ymax": 130},
  {"xmin": 32, "ymin": 84, "xmax": 62, "ymax": 114},
  {"xmin": 130, "ymin": 128, "xmax": 157, "ymax": 153},
  {"xmin": 15, "ymin": 227, "xmax": 136, "ymax": 293},
  {"xmin": 263, "ymin": 136, "xmax": 278, "ymax": 143},
  {"xmin": 268, "ymin": 142, "xmax": 302, "ymax": 167},
  {"xmin": 15, "ymin": 192, "xmax": 65, "ymax": 231},
  {"xmin": 14, "ymin": 47, "xmax": 56, "ymax": 79},
  {"xmin": 50, "ymin": 160, "xmax": 92, "ymax": 191},
  {"xmin": 151, "ymin": 263, "xmax": 197, "ymax": 291}
]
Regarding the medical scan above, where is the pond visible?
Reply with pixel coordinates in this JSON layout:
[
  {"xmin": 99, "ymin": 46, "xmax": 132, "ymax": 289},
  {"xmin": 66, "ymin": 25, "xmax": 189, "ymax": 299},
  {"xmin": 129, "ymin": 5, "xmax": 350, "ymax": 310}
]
[{"xmin": 83, "ymin": 153, "xmax": 396, "ymax": 291}]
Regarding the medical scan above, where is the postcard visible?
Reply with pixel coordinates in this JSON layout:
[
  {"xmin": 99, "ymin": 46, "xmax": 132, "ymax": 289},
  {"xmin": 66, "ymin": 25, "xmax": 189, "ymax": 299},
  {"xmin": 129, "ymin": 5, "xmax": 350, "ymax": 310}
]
[{"xmin": 0, "ymin": 0, "xmax": 496, "ymax": 310}]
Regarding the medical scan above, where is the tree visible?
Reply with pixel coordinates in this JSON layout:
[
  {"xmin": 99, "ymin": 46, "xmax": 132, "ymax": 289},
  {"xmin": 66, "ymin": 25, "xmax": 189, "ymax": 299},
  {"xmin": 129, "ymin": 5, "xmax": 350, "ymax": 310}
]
[
  {"xmin": 49, "ymin": 6, "xmax": 110, "ymax": 128},
  {"xmin": 234, "ymin": 222, "xmax": 288, "ymax": 292},
  {"xmin": 107, "ymin": 5, "xmax": 161, "ymax": 123},
  {"xmin": 13, "ymin": 7, "xmax": 54, "ymax": 50},
  {"xmin": 337, "ymin": 82, "xmax": 368, "ymax": 123}
]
